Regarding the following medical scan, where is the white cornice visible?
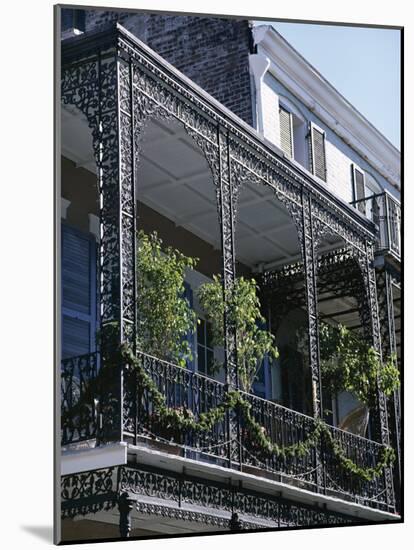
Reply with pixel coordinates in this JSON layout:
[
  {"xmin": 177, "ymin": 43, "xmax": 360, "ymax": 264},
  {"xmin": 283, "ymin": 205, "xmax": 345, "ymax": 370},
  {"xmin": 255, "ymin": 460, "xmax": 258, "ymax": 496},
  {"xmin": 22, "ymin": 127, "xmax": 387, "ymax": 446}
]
[{"xmin": 253, "ymin": 25, "xmax": 400, "ymax": 191}]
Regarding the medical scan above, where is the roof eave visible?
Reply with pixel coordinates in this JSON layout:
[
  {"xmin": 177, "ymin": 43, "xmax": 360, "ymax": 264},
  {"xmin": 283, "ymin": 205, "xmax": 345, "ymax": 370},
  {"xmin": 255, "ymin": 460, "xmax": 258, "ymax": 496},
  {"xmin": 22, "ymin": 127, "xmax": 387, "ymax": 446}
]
[{"xmin": 253, "ymin": 25, "xmax": 401, "ymax": 191}]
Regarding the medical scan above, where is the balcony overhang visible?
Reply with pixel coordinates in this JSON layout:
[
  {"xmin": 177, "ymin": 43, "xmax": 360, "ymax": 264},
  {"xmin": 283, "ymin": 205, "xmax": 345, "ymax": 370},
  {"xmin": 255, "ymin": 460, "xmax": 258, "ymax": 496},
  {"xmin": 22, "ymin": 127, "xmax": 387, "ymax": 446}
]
[{"xmin": 61, "ymin": 441, "xmax": 400, "ymax": 524}]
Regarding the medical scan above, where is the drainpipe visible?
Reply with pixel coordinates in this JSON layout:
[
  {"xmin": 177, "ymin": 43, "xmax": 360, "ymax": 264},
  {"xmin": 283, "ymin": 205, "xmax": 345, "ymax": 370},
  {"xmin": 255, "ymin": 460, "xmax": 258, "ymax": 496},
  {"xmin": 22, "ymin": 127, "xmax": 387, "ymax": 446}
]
[{"xmin": 248, "ymin": 53, "xmax": 270, "ymax": 135}]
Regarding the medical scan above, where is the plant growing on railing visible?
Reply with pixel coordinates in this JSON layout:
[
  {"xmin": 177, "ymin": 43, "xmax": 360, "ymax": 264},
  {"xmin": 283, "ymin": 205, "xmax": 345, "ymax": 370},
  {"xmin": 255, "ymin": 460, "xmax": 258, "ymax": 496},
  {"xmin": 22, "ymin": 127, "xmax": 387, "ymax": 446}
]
[
  {"xmin": 318, "ymin": 322, "xmax": 399, "ymax": 408},
  {"xmin": 149, "ymin": 406, "xmax": 196, "ymax": 444},
  {"xmin": 197, "ymin": 275, "xmax": 279, "ymax": 392},
  {"xmin": 120, "ymin": 344, "xmax": 395, "ymax": 481},
  {"xmin": 136, "ymin": 230, "xmax": 198, "ymax": 367}
]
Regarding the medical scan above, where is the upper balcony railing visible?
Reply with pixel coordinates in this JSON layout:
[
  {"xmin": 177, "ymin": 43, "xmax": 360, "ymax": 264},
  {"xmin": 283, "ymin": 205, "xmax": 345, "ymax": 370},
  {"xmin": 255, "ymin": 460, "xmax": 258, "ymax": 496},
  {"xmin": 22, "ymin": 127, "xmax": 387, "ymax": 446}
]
[
  {"xmin": 350, "ymin": 191, "xmax": 401, "ymax": 261},
  {"xmin": 61, "ymin": 350, "xmax": 393, "ymax": 513}
]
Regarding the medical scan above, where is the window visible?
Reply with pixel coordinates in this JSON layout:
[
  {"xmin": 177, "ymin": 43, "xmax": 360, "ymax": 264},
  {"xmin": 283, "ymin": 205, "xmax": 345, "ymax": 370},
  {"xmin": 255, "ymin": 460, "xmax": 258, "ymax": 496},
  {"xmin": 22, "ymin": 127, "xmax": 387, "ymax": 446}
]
[
  {"xmin": 278, "ymin": 100, "xmax": 308, "ymax": 169},
  {"xmin": 252, "ymin": 357, "xmax": 271, "ymax": 400},
  {"xmin": 351, "ymin": 164, "xmax": 366, "ymax": 215},
  {"xmin": 61, "ymin": 224, "xmax": 98, "ymax": 359},
  {"xmin": 197, "ymin": 318, "xmax": 215, "ymax": 376},
  {"xmin": 309, "ymin": 122, "xmax": 327, "ymax": 182}
]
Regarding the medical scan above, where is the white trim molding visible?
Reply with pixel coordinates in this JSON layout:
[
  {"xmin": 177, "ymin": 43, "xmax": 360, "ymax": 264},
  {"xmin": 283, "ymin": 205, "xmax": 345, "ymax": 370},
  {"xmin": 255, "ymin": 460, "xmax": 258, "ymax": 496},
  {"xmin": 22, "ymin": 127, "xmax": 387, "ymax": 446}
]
[
  {"xmin": 61, "ymin": 442, "xmax": 128, "ymax": 475},
  {"xmin": 61, "ymin": 197, "xmax": 71, "ymax": 219},
  {"xmin": 88, "ymin": 213, "xmax": 100, "ymax": 240},
  {"xmin": 248, "ymin": 53, "xmax": 271, "ymax": 134},
  {"xmin": 253, "ymin": 25, "xmax": 400, "ymax": 191}
]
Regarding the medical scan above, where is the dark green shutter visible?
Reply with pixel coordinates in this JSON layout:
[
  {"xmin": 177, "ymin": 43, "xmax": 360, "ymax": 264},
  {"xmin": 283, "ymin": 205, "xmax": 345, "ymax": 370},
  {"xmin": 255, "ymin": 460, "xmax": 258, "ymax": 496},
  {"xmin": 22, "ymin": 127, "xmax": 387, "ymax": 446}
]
[
  {"xmin": 310, "ymin": 124, "xmax": 327, "ymax": 181},
  {"xmin": 279, "ymin": 106, "xmax": 293, "ymax": 157}
]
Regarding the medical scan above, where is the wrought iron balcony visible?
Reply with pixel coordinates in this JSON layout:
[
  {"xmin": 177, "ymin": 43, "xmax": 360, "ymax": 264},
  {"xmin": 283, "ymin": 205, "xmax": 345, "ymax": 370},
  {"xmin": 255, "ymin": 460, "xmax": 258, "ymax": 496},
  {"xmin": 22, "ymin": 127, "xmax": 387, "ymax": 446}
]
[
  {"xmin": 61, "ymin": 351, "xmax": 393, "ymax": 513},
  {"xmin": 60, "ymin": 25, "xmax": 398, "ymax": 523},
  {"xmin": 351, "ymin": 191, "xmax": 401, "ymax": 261}
]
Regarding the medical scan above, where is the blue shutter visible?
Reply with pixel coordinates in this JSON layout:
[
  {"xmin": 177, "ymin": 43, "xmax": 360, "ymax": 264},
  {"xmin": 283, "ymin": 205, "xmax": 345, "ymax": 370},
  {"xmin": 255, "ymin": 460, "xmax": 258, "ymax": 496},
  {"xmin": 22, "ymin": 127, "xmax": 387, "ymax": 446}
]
[{"xmin": 61, "ymin": 224, "xmax": 97, "ymax": 359}]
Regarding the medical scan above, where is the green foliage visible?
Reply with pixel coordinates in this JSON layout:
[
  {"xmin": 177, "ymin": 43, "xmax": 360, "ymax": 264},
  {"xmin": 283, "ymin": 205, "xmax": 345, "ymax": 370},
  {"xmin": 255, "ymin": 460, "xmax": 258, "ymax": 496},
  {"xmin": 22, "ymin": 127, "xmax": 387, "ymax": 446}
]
[
  {"xmin": 319, "ymin": 323, "xmax": 400, "ymax": 407},
  {"xmin": 197, "ymin": 275, "xmax": 279, "ymax": 391},
  {"xmin": 379, "ymin": 353, "xmax": 400, "ymax": 396},
  {"xmin": 136, "ymin": 230, "xmax": 198, "ymax": 367},
  {"xmin": 121, "ymin": 344, "xmax": 395, "ymax": 481}
]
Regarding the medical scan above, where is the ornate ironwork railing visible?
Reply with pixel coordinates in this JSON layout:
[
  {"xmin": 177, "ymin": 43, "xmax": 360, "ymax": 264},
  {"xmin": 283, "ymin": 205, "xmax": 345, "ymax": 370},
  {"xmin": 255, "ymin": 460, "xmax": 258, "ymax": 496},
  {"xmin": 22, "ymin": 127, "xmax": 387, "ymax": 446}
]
[
  {"xmin": 61, "ymin": 352, "xmax": 99, "ymax": 445},
  {"xmin": 351, "ymin": 191, "xmax": 401, "ymax": 259},
  {"xmin": 322, "ymin": 423, "xmax": 387, "ymax": 508},
  {"xmin": 239, "ymin": 392, "xmax": 319, "ymax": 488},
  {"xmin": 61, "ymin": 350, "xmax": 391, "ymax": 510},
  {"xmin": 61, "ymin": 464, "xmax": 358, "ymax": 528},
  {"xmin": 128, "ymin": 351, "xmax": 229, "ymax": 461}
]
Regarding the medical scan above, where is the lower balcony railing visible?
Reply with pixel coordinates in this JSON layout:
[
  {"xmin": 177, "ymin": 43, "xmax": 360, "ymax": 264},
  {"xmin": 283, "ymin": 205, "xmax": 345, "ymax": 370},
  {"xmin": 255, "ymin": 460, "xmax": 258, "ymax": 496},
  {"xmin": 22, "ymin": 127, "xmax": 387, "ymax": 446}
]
[{"xmin": 61, "ymin": 351, "xmax": 394, "ymax": 513}]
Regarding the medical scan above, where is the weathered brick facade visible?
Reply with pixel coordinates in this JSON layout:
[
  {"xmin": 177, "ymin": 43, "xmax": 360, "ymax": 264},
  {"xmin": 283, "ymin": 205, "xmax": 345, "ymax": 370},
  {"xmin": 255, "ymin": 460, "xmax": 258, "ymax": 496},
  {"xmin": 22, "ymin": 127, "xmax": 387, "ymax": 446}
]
[{"xmin": 79, "ymin": 10, "xmax": 254, "ymax": 125}]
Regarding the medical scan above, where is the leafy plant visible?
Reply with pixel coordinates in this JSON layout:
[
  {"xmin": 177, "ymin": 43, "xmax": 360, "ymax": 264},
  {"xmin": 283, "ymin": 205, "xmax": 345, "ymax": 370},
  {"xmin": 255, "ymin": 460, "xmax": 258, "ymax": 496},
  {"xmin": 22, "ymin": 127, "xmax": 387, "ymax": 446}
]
[
  {"xmin": 136, "ymin": 230, "xmax": 197, "ymax": 367},
  {"xmin": 318, "ymin": 322, "xmax": 399, "ymax": 407},
  {"xmin": 197, "ymin": 275, "xmax": 279, "ymax": 391}
]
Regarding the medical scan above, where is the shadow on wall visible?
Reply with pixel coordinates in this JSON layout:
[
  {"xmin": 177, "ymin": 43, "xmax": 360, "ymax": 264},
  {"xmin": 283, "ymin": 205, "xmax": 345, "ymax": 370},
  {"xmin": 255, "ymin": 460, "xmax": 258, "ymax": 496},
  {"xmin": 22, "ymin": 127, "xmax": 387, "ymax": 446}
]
[{"xmin": 20, "ymin": 525, "xmax": 53, "ymax": 543}]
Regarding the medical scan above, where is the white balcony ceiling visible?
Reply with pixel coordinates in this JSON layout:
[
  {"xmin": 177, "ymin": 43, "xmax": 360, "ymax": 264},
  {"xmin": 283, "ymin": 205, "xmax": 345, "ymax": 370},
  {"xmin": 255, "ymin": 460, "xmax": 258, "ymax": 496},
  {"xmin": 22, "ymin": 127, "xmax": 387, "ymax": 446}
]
[{"xmin": 62, "ymin": 106, "xmax": 342, "ymax": 270}]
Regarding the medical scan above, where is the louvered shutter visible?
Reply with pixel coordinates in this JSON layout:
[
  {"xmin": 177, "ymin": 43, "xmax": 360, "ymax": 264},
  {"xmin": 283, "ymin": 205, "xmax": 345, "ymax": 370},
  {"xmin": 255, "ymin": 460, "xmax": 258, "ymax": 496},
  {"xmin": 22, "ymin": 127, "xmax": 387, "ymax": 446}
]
[
  {"xmin": 310, "ymin": 123, "xmax": 327, "ymax": 181},
  {"xmin": 61, "ymin": 225, "xmax": 97, "ymax": 359},
  {"xmin": 352, "ymin": 165, "xmax": 366, "ymax": 215},
  {"xmin": 279, "ymin": 106, "xmax": 293, "ymax": 157}
]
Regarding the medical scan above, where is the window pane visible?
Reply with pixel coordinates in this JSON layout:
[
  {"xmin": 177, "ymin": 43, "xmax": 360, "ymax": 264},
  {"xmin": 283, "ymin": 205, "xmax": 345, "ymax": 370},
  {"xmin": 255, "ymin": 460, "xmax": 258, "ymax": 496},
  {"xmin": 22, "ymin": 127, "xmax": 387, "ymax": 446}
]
[
  {"xmin": 197, "ymin": 344, "xmax": 206, "ymax": 374},
  {"xmin": 206, "ymin": 321, "xmax": 213, "ymax": 348},
  {"xmin": 206, "ymin": 349, "xmax": 214, "ymax": 376},
  {"xmin": 256, "ymin": 361, "xmax": 265, "ymax": 384},
  {"xmin": 197, "ymin": 318, "xmax": 205, "ymax": 346}
]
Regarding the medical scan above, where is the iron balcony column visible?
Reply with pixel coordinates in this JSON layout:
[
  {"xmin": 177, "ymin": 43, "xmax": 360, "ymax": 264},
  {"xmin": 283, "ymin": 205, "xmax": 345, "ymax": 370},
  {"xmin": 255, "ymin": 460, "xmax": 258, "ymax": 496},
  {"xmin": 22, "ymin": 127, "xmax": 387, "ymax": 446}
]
[{"xmin": 217, "ymin": 126, "xmax": 241, "ymax": 468}]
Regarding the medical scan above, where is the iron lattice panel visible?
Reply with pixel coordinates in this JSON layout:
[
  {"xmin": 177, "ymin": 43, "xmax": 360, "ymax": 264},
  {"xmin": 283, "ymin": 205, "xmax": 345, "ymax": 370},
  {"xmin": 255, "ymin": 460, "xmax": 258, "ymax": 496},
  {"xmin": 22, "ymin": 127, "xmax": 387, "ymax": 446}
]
[{"xmin": 62, "ymin": 464, "xmax": 358, "ymax": 528}]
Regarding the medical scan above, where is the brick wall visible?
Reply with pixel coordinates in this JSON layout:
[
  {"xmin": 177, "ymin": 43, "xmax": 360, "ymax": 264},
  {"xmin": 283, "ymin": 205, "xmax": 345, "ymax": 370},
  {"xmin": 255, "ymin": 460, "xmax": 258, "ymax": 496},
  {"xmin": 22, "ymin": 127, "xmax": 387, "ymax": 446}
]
[{"xmin": 80, "ymin": 9, "xmax": 254, "ymax": 125}]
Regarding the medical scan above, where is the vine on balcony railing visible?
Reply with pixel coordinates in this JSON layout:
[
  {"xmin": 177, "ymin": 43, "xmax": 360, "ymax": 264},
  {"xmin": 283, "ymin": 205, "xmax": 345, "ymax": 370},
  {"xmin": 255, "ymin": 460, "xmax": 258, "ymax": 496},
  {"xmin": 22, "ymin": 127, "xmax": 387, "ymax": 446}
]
[{"xmin": 121, "ymin": 344, "xmax": 395, "ymax": 481}]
